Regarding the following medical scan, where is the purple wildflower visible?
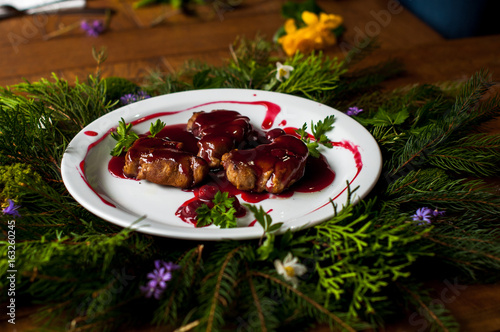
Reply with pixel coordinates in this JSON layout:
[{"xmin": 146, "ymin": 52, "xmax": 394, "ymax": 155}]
[
  {"xmin": 412, "ymin": 207, "xmax": 445, "ymax": 225},
  {"xmin": 2, "ymin": 199, "xmax": 21, "ymax": 218},
  {"xmin": 140, "ymin": 260, "xmax": 180, "ymax": 299},
  {"xmin": 412, "ymin": 207, "xmax": 433, "ymax": 225},
  {"xmin": 346, "ymin": 106, "xmax": 363, "ymax": 116},
  {"xmin": 81, "ymin": 20, "xmax": 105, "ymax": 37},
  {"xmin": 432, "ymin": 208, "xmax": 445, "ymax": 217},
  {"xmin": 161, "ymin": 261, "xmax": 180, "ymax": 271},
  {"xmin": 140, "ymin": 284, "xmax": 163, "ymax": 299},
  {"xmin": 120, "ymin": 91, "xmax": 150, "ymax": 105}
]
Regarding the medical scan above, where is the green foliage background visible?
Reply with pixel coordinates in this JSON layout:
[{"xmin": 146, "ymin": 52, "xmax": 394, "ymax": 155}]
[{"xmin": 0, "ymin": 37, "xmax": 499, "ymax": 331}]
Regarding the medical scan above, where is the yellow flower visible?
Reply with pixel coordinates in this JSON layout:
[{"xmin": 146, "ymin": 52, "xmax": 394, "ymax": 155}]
[{"xmin": 278, "ymin": 11, "xmax": 343, "ymax": 56}]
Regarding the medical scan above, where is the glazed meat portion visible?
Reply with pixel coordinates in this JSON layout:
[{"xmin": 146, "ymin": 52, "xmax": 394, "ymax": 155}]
[
  {"xmin": 124, "ymin": 136, "xmax": 208, "ymax": 189},
  {"xmin": 187, "ymin": 110, "xmax": 253, "ymax": 168},
  {"xmin": 221, "ymin": 129, "xmax": 309, "ymax": 194}
]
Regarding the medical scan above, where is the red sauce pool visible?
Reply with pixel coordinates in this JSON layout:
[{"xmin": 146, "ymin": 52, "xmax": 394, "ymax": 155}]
[
  {"xmin": 107, "ymin": 122, "xmax": 338, "ymax": 226},
  {"xmin": 81, "ymin": 101, "xmax": 367, "ymax": 228},
  {"xmin": 293, "ymin": 154, "xmax": 335, "ymax": 193},
  {"xmin": 84, "ymin": 130, "xmax": 98, "ymax": 136}
]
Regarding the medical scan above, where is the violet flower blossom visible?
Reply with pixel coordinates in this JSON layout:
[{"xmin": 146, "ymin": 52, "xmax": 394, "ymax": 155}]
[
  {"xmin": 432, "ymin": 209, "xmax": 445, "ymax": 217},
  {"xmin": 120, "ymin": 91, "xmax": 151, "ymax": 105},
  {"xmin": 81, "ymin": 20, "xmax": 105, "ymax": 37},
  {"xmin": 140, "ymin": 260, "xmax": 180, "ymax": 299},
  {"xmin": 412, "ymin": 207, "xmax": 445, "ymax": 225},
  {"xmin": 2, "ymin": 199, "xmax": 21, "ymax": 218},
  {"xmin": 346, "ymin": 106, "xmax": 363, "ymax": 116},
  {"xmin": 412, "ymin": 207, "xmax": 433, "ymax": 224}
]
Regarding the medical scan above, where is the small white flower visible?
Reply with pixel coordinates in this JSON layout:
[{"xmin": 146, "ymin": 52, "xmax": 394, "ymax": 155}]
[
  {"xmin": 275, "ymin": 62, "xmax": 294, "ymax": 82},
  {"xmin": 274, "ymin": 252, "xmax": 307, "ymax": 288},
  {"xmin": 38, "ymin": 115, "xmax": 53, "ymax": 129}
]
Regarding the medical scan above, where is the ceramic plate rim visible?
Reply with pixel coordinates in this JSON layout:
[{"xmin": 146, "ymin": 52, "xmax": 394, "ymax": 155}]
[{"xmin": 61, "ymin": 88, "xmax": 382, "ymax": 241}]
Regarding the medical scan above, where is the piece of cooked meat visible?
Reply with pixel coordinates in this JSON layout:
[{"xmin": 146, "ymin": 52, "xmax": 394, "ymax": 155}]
[
  {"xmin": 124, "ymin": 136, "xmax": 208, "ymax": 189},
  {"xmin": 221, "ymin": 130, "xmax": 309, "ymax": 194},
  {"xmin": 187, "ymin": 110, "xmax": 253, "ymax": 168}
]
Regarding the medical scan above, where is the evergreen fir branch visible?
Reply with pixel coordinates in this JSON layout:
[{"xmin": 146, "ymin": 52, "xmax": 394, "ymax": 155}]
[
  {"xmin": 251, "ymin": 271, "xmax": 357, "ymax": 332},
  {"xmin": 398, "ymin": 282, "xmax": 459, "ymax": 332},
  {"xmin": 13, "ymin": 74, "xmax": 117, "ymax": 131},
  {"xmin": 384, "ymin": 168, "xmax": 500, "ymax": 216},
  {"xmin": 194, "ymin": 244, "xmax": 249, "ymax": 332},
  {"xmin": 206, "ymin": 246, "xmax": 241, "ymax": 331},
  {"xmin": 424, "ymin": 234, "xmax": 500, "ymax": 263},
  {"xmin": 247, "ymin": 273, "xmax": 267, "ymax": 332},
  {"xmin": 142, "ymin": 69, "xmax": 190, "ymax": 96},
  {"xmin": 420, "ymin": 219, "xmax": 500, "ymax": 278},
  {"xmin": 427, "ymin": 134, "xmax": 500, "ymax": 176},
  {"xmin": 230, "ymin": 33, "xmax": 276, "ymax": 68},
  {"xmin": 386, "ymin": 168, "xmax": 469, "ymax": 196},
  {"xmin": 226, "ymin": 34, "xmax": 276, "ymax": 90},
  {"xmin": 276, "ymin": 51, "xmax": 346, "ymax": 101},
  {"xmin": 236, "ymin": 279, "xmax": 281, "ymax": 332},
  {"xmin": 0, "ymin": 102, "xmax": 63, "ymax": 178},
  {"xmin": 153, "ymin": 245, "xmax": 204, "ymax": 326},
  {"xmin": 389, "ymin": 190, "xmax": 500, "ymax": 217},
  {"xmin": 389, "ymin": 70, "xmax": 499, "ymax": 175},
  {"xmin": 448, "ymin": 69, "xmax": 499, "ymax": 134}
]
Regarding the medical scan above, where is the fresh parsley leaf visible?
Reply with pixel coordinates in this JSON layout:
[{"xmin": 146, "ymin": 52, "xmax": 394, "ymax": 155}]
[
  {"xmin": 196, "ymin": 191, "xmax": 238, "ymax": 228},
  {"xmin": 295, "ymin": 115, "xmax": 335, "ymax": 158},
  {"xmin": 110, "ymin": 118, "xmax": 139, "ymax": 156},
  {"xmin": 357, "ymin": 107, "xmax": 409, "ymax": 127},
  {"xmin": 312, "ymin": 115, "xmax": 335, "ymax": 148},
  {"xmin": 148, "ymin": 119, "xmax": 166, "ymax": 138}
]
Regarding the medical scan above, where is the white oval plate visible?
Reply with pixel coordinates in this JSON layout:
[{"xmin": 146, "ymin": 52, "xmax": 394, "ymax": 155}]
[{"xmin": 61, "ymin": 89, "xmax": 382, "ymax": 241}]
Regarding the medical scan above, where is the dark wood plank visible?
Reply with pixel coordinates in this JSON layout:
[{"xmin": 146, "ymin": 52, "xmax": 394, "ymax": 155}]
[{"xmin": 0, "ymin": 0, "xmax": 446, "ymax": 87}]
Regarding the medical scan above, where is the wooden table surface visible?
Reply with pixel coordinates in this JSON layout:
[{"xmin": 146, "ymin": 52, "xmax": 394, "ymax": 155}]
[{"xmin": 1, "ymin": 0, "xmax": 499, "ymax": 331}]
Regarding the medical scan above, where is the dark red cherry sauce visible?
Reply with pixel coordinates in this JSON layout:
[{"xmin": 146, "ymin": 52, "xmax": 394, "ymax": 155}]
[
  {"xmin": 223, "ymin": 128, "xmax": 309, "ymax": 193},
  {"xmin": 108, "ymin": 124, "xmax": 198, "ymax": 179},
  {"xmin": 82, "ymin": 100, "xmax": 283, "ymax": 209},
  {"xmin": 190, "ymin": 110, "xmax": 253, "ymax": 166},
  {"xmin": 84, "ymin": 130, "xmax": 98, "ymax": 136},
  {"xmin": 107, "ymin": 122, "xmax": 337, "ymax": 226},
  {"xmin": 175, "ymin": 183, "xmax": 247, "ymax": 226}
]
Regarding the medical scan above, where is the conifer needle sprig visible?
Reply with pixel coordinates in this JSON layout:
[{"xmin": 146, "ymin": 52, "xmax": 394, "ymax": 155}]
[{"xmin": 389, "ymin": 70, "xmax": 500, "ymax": 175}]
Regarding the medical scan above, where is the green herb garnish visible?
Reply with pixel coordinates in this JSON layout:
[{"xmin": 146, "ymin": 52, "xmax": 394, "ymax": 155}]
[
  {"xmin": 110, "ymin": 118, "xmax": 139, "ymax": 156},
  {"xmin": 196, "ymin": 191, "xmax": 238, "ymax": 228},
  {"xmin": 246, "ymin": 204, "xmax": 284, "ymax": 260},
  {"xmin": 148, "ymin": 119, "xmax": 166, "ymax": 138},
  {"xmin": 296, "ymin": 115, "xmax": 335, "ymax": 157},
  {"xmin": 246, "ymin": 204, "xmax": 283, "ymax": 235}
]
